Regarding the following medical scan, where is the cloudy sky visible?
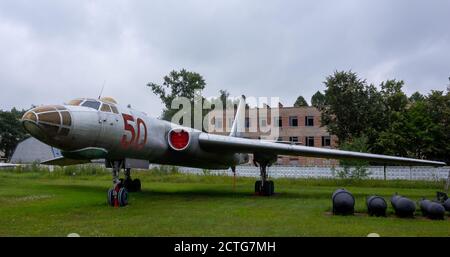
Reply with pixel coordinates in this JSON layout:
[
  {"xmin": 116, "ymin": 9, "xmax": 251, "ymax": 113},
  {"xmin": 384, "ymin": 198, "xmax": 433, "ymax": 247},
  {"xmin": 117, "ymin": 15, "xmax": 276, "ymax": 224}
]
[{"xmin": 0, "ymin": 0, "xmax": 449, "ymax": 116}]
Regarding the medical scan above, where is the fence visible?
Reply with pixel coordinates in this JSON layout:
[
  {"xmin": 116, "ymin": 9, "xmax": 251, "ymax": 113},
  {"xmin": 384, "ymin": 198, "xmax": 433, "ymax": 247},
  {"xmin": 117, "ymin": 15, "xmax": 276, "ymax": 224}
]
[{"xmin": 175, "ymin": 165, "xmax": 450, "ymax": 181}]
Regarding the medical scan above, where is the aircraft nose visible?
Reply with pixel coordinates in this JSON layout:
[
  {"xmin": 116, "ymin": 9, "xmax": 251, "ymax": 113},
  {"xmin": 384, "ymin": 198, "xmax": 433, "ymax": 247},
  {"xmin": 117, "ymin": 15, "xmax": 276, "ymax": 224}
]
[{"xmin": 22, "ymin": 105, "xmax": 72, "ymax": 142}]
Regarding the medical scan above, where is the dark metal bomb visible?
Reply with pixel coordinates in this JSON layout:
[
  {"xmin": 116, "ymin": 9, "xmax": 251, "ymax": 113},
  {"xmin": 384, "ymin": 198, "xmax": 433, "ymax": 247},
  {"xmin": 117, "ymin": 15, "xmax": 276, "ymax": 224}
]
[
  {"xmin": 391, "ymin": 194, "xmax": 416, "ymax": 217},
  {"xmin": 366, "ymin": 196, "xmax": 387, "ymax": 217},
  {"xmin": 332, "ymin": 189, "xmax": 355, "ymax": 215}
]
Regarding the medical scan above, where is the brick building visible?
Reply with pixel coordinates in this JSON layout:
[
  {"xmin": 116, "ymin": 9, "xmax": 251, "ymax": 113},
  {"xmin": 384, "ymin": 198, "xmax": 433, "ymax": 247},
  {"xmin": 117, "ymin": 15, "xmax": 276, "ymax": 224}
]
[{"xmin": 206, "ymin": 103, "xmax": 339, "ymax": 166}]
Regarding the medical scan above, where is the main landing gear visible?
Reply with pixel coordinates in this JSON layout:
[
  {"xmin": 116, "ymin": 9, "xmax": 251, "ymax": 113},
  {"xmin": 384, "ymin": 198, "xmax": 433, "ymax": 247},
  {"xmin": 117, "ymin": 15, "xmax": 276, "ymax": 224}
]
[
  {"xmin": 254, "ymin": 160, "xmax": 275, "ymax": 196},
  {"xmin": 107, "ymin": 160, "xmax": 141, "ymax": 207}
]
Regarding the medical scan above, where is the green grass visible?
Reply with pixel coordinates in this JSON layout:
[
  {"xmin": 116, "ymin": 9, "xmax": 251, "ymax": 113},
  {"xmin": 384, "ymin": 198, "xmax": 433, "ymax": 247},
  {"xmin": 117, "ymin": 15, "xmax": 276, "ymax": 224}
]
[{"xmin": 0, "ymin": 166, "xmax": 448, "ymax": 237}]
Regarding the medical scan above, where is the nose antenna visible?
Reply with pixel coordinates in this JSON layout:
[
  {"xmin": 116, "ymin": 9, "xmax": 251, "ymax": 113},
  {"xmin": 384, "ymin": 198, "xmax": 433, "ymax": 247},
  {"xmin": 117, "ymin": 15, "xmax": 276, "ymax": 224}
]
[{"xmin": 98, "ymin": 80, "xmax": 106, "ymax": 100}]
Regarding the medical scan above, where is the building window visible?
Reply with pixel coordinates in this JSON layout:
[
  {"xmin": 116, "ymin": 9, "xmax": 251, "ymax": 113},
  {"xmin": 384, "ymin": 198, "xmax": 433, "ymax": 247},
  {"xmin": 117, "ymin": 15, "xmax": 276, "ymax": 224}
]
[
  {"xmin": 260, "ymin": 118, "xmax": 267, "ymax": 127},
  {"xmin": 305, "ymin": 136, "xmax": 314, "ymax": 147},
  {"xmin": 273, "ymin": 116, "xmax": 282, "ymax": 127},
  {"xmin": 322, "ymin": 136, "xmax": 331, "ymax": 147},
  {"xmin": 245, "ymin": 117, "xmax": 250, "ymax": 128},
  {"xmin": 305, "ymin": 116, "xmax": 314, "ymax": 126},
  {"xmin": 289, "ymin": 136, "xmax": 299, "ymax": 143},
  {"xmin": 289, "ymin": 116, "xmax": 298, "ymax": 127},
  {"xmin": 228, "ymin": 118, "xmax": 234, "ymax": 128},
  {"xmin": 215, "ymin": 118, "xmax": 222, "ymax": 129}
]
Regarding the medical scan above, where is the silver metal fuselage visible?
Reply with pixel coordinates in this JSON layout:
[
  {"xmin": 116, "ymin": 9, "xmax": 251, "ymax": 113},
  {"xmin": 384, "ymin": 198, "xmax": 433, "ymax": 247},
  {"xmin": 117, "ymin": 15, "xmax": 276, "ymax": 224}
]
[{"xmin": 23, "ymin": 102, "xmax": 242, "ymax": 169}]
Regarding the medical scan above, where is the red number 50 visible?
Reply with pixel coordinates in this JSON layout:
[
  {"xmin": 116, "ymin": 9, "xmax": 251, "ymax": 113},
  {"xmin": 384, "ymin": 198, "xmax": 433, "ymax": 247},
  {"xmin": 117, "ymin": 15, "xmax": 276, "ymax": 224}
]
[{"xmin": 121, "ymin": 114, "xmax": 147, "ymax": 150}]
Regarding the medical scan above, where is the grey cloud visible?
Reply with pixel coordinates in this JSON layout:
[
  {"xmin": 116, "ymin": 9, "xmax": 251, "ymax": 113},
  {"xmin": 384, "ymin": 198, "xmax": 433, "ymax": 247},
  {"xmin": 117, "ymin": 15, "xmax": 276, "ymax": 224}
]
[{"xmin": 0, "ymin": 0, "xmax": 449, "ymax": 115}]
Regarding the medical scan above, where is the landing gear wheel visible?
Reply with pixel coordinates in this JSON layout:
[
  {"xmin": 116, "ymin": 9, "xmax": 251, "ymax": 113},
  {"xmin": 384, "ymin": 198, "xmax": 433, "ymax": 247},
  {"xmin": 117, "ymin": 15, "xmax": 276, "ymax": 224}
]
[
  {"xmin": 107, "ymin": 188, "xmax": 114, "ymax": 206},
  {"xmin": 133, "ymin": 179, "xmax": 141, "ymax": 192},
  {"xmin": 254, "ymin": 180, "xmax": 274, "ymax": 196},
  {"xmin": 123, "ymin": 179, "xmax": 134, "ymax": 192},
  {"xmin": 122, "ymin": 178, "xmax": 141, "ymax": 192},
  {"xmin": 269, "ymin": 180, "xmax": 274, "ymax": 195},
  {"xmin": 262, "ymin": 181, "xmax": 273, "ymax": 196},
  {"xmin": 118, "ymin": 187, "xmax": 128, "ymax": 207},
  {"xmin": 255, "ymin": 180, "xmax": 262, "ymax": 194}
]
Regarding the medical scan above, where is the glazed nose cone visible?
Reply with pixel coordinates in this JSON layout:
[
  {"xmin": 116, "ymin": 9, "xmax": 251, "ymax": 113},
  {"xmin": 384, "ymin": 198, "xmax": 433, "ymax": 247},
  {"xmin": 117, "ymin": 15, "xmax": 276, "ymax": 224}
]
[{"xmin": 21, "ymin": 105, "xmax": 72, "ymax": 143}]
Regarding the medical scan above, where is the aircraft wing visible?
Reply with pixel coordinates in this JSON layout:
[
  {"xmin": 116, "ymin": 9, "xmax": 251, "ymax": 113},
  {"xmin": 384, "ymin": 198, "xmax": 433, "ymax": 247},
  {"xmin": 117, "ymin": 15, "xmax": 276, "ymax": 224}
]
[
  {"xmin": 41, "ymin": 156, "xmax": 92, "ymax": 166},
  {"xmin": 198, "ymin": 133, "xmax": 446, "ymax": 166}
]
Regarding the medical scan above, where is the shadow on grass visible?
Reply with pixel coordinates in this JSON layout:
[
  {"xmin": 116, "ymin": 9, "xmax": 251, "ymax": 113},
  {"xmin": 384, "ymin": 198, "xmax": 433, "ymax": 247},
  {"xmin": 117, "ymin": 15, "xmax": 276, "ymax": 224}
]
[{"xmin": 44, "ymin": 182, "xmax": 337, "ymax": 200}]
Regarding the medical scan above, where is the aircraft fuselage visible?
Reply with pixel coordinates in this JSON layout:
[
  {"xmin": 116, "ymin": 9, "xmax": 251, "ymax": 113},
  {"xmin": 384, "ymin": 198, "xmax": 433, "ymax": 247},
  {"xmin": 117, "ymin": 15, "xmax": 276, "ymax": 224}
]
[{"xmin": 22, "ymin": 98, "xmax": 242, "ymax": 169}]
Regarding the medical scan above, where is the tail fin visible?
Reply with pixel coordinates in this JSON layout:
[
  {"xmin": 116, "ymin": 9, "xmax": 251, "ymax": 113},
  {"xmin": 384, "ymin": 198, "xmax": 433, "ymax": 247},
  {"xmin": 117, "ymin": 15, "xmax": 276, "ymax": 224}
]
[{"xmin": 229, "ymin": 95, "xmax": 246, "ymax": 137}]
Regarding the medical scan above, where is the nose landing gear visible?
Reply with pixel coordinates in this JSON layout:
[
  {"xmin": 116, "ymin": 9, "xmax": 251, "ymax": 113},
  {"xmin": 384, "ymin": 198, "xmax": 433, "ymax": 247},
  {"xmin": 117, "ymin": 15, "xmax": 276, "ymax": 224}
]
[
  {"xmin": 107, "ymin": 160, "xmax": 141, "ymax": 207},
  {"xmin": 107, "ymin": 183, "xmax": 128, "ymax": 207},
  {"xmin": 122, "ymin": 168, "xmax": 141, "ymax": 192}
]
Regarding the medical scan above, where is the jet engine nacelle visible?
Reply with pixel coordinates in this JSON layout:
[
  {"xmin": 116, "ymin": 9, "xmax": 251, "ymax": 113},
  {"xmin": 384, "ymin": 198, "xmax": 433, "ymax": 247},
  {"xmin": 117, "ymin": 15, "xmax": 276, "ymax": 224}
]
[
  {"xmin": 167, "ymin": 128, "xmax": 192, "ymax": 151},
  {"xmin": 165, "ymin": 128, "xmax": 237, "ymax": 169}
]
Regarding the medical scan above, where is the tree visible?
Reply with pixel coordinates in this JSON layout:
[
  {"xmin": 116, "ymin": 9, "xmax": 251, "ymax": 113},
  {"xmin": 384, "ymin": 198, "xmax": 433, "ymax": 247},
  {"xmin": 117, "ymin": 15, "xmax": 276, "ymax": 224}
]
[
  {"xmin": 147, "ymin": 69, "xmax": 206, "ymax": 122},
  {"xmin": 447, "ymin": 77, "xmax": 450, "ymax": 92},
  {"xmin": 321, "ymin": 70, "xmax": 450, "ymax": 163},
  {"xmin": 321, "ymin": 70, "xmax": 379, "ymax": 143},
  {"xmin": 380, "ymin": 80, "xmax": 408, "ymax": 114},
  {"xmin": 367, "ymin": 80, "xmax": 409, "ymax": 154},
  {"xmin": 311, "ymin": 90, "xmax": 325, "ymax": 109},
  {"xmin": 293, "ymin": 95, "xmax": 308, "ymax": 107},
  {"xmin": 409, "ymin": 91, "xmax": 425, "ymax": 103},
  {"xmin": 219, "ymin": 89, "xmax": 229, "ymax": 107},
  {"xmin": 422, "ymin": 90, "xmax": 450, "ymax": 163},
  {"xmin": 332, "ymin": 135, "xmax": 371, "ymax": 180},
  {"xmin": 0, "ymin": 108, "xmax": 27, "ymax": 159}
]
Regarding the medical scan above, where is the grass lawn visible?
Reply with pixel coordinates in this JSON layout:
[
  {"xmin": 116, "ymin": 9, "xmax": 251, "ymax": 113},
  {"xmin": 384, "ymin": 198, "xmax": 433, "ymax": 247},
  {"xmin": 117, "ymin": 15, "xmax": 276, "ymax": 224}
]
[{"xmin": 0, "ymin": 167, "xmax": 449, "ymax": 237}]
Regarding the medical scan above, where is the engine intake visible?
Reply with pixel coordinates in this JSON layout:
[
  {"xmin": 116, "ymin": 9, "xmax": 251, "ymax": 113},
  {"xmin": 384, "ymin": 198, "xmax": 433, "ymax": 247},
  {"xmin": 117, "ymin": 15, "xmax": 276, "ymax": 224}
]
[{"xmin": 168, "ymin": 128, "xmax": 191, "ymax": 151}]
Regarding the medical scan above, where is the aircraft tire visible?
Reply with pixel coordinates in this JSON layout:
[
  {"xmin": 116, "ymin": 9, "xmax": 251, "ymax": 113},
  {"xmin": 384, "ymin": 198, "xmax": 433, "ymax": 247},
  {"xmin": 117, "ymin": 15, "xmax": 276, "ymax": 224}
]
[
  {"xmin": 255, "ymin": 180, "xmax": 262, "ymax": 194},
  {"xmin": 123, "ymin": 179, "xmax": 135, "ymax": 192},
  {"xmin": 269, "ymin": 181, "xmax": 274, "ymax": 195},
  {"xmin": 133, "ymin": 179, "xmax": 141, "ymax": 192},
  {"xmin": 118, "ymin": 188, "xmax": 128, "ymax": 207},
  {"xmin": 107, "ymin": 188, "xmax": 114, "ymax": 206},
  {"xmin": 263, "ymin": 182, "xmax": 273, "ymax": 196}
]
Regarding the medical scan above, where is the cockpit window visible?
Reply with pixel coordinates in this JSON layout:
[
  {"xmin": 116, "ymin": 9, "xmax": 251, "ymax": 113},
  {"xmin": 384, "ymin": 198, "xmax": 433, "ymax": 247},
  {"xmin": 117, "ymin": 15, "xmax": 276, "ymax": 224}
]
[
  {"xmin": 110, "ymin": 105, "xmax": 119, "ymax": 114},
  {"xmin": 100, "ymin": 103, "xmax": 112, "ymax": 112},
  {"xmin": 81, "ymin": 100, "xmax": 101, "ymax": 110},
  {"xmin": 68, "ymin": 99, "xmax": 83, "ymax": 106}
]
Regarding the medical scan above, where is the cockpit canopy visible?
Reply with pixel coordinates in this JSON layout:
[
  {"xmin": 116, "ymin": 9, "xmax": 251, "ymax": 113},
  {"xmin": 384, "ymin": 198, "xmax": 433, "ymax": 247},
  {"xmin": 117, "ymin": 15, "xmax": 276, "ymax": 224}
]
[{"xmin": 67, "ymin": 98, "xmax": 119, "ymax": 114}]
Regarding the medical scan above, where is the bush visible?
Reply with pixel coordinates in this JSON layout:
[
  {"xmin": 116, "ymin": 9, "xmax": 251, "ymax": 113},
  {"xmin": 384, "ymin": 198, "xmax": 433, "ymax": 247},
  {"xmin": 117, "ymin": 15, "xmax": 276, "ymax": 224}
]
[
  {"xmin": 149, "ymin": 165, "xmax": 179, "ymax": 175},
  {"xmin": 332, "ymin": 165, "xmax": 371, "ymax": 180}
]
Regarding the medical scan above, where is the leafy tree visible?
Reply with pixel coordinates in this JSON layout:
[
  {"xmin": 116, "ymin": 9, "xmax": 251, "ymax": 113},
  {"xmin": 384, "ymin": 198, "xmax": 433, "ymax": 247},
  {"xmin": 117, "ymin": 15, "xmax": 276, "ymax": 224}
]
[
  {"xmin": 368, "ymin": 80, "xmax": 409, "ymax": 154},
  {"xmin": 219, "ymin": 90, "xmax": 229, "ymax": 106},
  {"xmin": 422, "ymin": 90, "xmax": 450, "ymax": 162},
  {"xmin": 0, "ymin": 108, "xmax": 27, "ymax": 159},
  {"xmin": 311, "ymin": 90, "xmax": 325, "ymax": 109},
  {"xmin": 409, "ymin": 91, "xmax": 425, "ymax": 103},
  {"xmin": 380, "ymin": 80, "xmax": 408, "ymax": 114},
  {"xmin": 321, "ymin": 70, "xmax": 379, "ymax": 143},
  {"xmin": 332, "ymin": 136, "xmax": 371, "ymax": 180},
  {"xmin": 321, "ymin": 70, "xmax": 449, "ymax": 164},
  {"xmin": 293, "ymin": 95, "xmax": 308, "ymax": 107},
  {"xmin": 147, "ymin": 69, "xmax": 206, "ymax": 122}
]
